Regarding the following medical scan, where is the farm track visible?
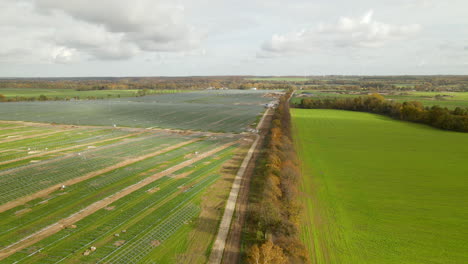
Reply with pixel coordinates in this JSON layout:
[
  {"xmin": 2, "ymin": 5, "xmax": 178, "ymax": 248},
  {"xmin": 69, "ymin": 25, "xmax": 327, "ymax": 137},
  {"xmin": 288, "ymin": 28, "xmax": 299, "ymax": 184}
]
[
  {"xmin": 221, "ymin": 109, "xmax": 273, "ymax": 264},
  {"xmin": 0, "ymin": 131, "xmax": 145, "ymax": 167},
  {"xmin": 209, "ymin": 108, "xmax": 272, "ymax": 264},
  {"xmin": 0, "ymin": 129, "xmax": 73, "ymax": 144},
  {"xmin": 0, "ymin": 138, "xmax": 201, "ymax": 213},
  {"xmin": 0, "ymin": 141, "xmax": 236, "ymax": 260},
  {"xmin": 0, "ymin": 126, "xmax": 26, "ymax": 131}
]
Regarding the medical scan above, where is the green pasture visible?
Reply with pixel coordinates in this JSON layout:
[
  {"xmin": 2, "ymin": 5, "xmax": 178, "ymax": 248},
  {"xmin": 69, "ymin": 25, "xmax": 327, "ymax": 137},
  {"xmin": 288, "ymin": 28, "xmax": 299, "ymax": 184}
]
[
  {"xmin": 292, "ymin": 109, "xmax": 468, "ymax": 264},
  {"xmin": 0, "ymin": 88, "xmax": 140, "ymax": 99},
  {"xmin": 293, "ymin": 90, "xmax": 468, "ymax": 109}
]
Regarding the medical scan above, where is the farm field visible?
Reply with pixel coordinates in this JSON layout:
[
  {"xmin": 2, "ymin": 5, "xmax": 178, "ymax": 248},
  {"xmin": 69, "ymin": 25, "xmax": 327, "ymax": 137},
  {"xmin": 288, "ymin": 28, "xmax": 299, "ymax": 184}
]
[
  {"xmin": 0, "ymin": 118, "xmax": 250, "ymax": 263},
  {"xmin": 0, "ymin": 88, "xmax": 187, "ymax": 101},
  {"xmin": 292, "ymin": 109, "xmax": 468, "ymax": 264},
  {"xmin": 292, "ymin": 90, "xmax": 468, "ymax": 109},
  {"xmin": 0, "ymin": 90, "xmax": 272, "ymax": 133}
]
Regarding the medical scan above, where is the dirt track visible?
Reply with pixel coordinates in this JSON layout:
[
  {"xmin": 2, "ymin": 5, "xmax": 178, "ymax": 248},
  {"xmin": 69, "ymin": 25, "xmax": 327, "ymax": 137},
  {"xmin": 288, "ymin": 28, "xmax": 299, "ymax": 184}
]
[
  {"xmin": 208, "ymin": 108, "xmax": 272, "ymax": 264},
  {"xmin": 0, "ymin": 141, "xmax": 235, "ymax": 260},
  {"xmin": 0, "ymin": 125, "xmax": 26, "ymax": 131},
  {"xmin": 0, "ymin": 138, "xmax": 201, "ymax": 213},
  {"xmin": 221, "ymin": 110, "xmax": 273, "ymax": 264}
]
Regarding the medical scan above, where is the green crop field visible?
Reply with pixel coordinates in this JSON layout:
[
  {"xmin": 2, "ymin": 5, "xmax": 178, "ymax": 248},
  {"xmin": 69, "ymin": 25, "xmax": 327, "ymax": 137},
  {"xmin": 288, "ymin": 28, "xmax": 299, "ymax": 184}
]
[
  {"xmin": 0, "ymin": 90, "xmax": 271, "ymax": 133},
  {"xmin": 0, "ymin": 88, "xmax": 186, "ymax": 100},
  {"xmin": 292, "ymin": 91, "xmax": 468, "ymax": 109},
  {"xmin": 292, "ymin": 109, "xmax": 468, "ymax": 264}
]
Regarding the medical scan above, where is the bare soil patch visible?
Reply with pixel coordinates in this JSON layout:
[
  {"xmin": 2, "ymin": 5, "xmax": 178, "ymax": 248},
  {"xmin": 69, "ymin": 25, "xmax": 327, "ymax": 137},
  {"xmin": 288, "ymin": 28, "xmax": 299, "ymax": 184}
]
[
  {"xmin": 147, "ymin": 187, "xmax": 160, "ymax": 194},
  {"xmin": 150, "ymin": 240, "xmax": 161, "ymax": 247},
  {"xmin": 114, "ymin": 240, "xmax": 126, "ymax": 247}
]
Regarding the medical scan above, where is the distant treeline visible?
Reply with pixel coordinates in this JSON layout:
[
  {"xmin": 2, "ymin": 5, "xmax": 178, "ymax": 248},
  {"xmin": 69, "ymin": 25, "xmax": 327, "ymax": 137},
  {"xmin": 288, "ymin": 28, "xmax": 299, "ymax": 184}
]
[
  {"xmin": 296, "ymin": 94, "xmax": 468, "ymax": 132},
  {"xmin": 300, "ymin": 76, "xmax": 468, "ymax": 92},
  {"xmin": 244, "ymin": 90, "xmax": 308, "ymax": 264},
  {"xmin": 0, "ymin": 94, "xmax": 121, "ymax": 102},
  {"xmin": 0, "ymin": 77, "xmax": 294, "ymax": 91}
]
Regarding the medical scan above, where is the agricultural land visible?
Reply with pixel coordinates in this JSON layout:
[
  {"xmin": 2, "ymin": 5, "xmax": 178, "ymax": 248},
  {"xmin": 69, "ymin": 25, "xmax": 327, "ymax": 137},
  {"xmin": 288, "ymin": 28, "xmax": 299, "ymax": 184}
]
[
  {"xmin": 292, "ymin": 109, "xmax": 468, "ymax": 264},
  {"xmin": 0, "ymin": 89, "xmax": 275, "ymax": 263}
]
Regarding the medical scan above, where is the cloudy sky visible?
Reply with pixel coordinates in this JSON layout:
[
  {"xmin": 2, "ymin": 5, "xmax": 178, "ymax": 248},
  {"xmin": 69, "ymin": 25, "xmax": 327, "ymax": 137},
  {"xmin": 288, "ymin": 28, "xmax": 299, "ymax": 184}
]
[{"xmin": 0, "ymin": 0, "xmax": 467, "ymax": 77}]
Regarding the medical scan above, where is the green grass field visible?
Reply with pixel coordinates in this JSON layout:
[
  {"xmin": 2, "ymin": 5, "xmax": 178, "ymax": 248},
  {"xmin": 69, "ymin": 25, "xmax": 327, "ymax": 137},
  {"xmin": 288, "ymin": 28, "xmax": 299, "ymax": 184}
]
[
  {"xmin": 0, "ymin": 88, "xmax": 140, "ymax": 99},
  {"xmin": 0, "ymin": 88, "xmax": 187, "ymax": 100},
  {"xmin": 292, "ymin": 109, "xmax": 468, "ymax": 264},
  {"xmin": 293, "ymin": 91, "xmax": 468, "ymax": 109}
]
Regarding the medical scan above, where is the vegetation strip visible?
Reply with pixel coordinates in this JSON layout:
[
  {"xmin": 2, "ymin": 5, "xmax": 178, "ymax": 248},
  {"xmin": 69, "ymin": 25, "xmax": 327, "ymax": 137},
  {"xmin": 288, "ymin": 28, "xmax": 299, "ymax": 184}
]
[
  {"xmin": 0, "ymin": 141, "xmax": 235, "ymax": 260},
  {"xmin": 0, "ymin": 129, "xmax": 73, "ymax": 144},
  {"xmin": 0, "ymin": 138, "xmax": 201, "ymax": 213},
  {"xmin": 243, "ymin": 90, "xmax": 308, "ymax": 263}
]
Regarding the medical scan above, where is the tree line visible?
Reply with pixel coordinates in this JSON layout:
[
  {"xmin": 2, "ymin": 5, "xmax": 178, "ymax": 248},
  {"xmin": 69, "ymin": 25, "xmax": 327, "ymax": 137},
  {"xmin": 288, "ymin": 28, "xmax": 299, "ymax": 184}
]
[
  {"xmin": 244, "ymin": 90, "xmax": 308, "ymax": 264},
  {"xmin": 0, "ymin": 77, "xmax": 294, "ymax": 91},
  {"xmin": 296, "ymin": 94, "xmax": 468, "ymax": 132}
]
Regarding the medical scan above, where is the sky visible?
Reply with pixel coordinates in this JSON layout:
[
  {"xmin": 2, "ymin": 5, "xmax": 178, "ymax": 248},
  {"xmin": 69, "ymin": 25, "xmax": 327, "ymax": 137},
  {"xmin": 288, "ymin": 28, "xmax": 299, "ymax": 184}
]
[{"xmin": 0, "ymin": 0, "xmax": 467, "ymax": 77}]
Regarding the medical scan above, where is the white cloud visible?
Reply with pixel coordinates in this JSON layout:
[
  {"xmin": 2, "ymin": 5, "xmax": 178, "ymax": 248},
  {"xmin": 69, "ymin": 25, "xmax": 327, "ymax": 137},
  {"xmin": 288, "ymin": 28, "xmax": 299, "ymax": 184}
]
[
  {"xmin": 259, "ymin": 10, "xmax": 421, "ymax": 57},
  {"xmin": 35, "ymin": 0, "xmax": 200, "ymax": 55},
  {"xmin": 0, "ymin": 0, "xmax": 201, "ymax": 63},
  {"xmin": 50, "ymin": 47, "xmax": 77, "ymax": 64}
]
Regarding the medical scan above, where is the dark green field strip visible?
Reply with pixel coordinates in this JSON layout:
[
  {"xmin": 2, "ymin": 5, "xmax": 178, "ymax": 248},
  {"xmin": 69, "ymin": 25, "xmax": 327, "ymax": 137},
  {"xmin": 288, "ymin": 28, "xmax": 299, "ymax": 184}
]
[
  {"xmin": 0, "ymin": 126, "xmax": 53, "ymax": 137},
  {"xmin": 0, "ymin": 123, "xmax": 22, "ymax": 128},
  {"xmin": 0, "ymin": 129, "xmax": 89, "ymax": 151},
  {"xmin": 0, "ymin": 133, "xmax": 190, "ymax": 204},
  {"xmin": 0, "ymin": 88, "xmax": 145, "ymax": 99},
  {"xmin": 3, "ymin": 146, "xmax": 235, "ymax": 264},
  {"xmin": 0, "ymin": 139, "xmax": 220, "ymax": 248}
]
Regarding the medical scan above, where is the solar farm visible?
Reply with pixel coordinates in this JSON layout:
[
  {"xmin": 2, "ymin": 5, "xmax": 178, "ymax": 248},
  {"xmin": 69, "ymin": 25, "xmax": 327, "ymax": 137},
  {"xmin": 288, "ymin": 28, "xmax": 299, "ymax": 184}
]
[
  {"xmin": 0, "ymin": 90, "xmax": 272, "ymax": 263},
  {"xmin": 0, "ymin": 90, "xmax": 272, "ymax": 133}
]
